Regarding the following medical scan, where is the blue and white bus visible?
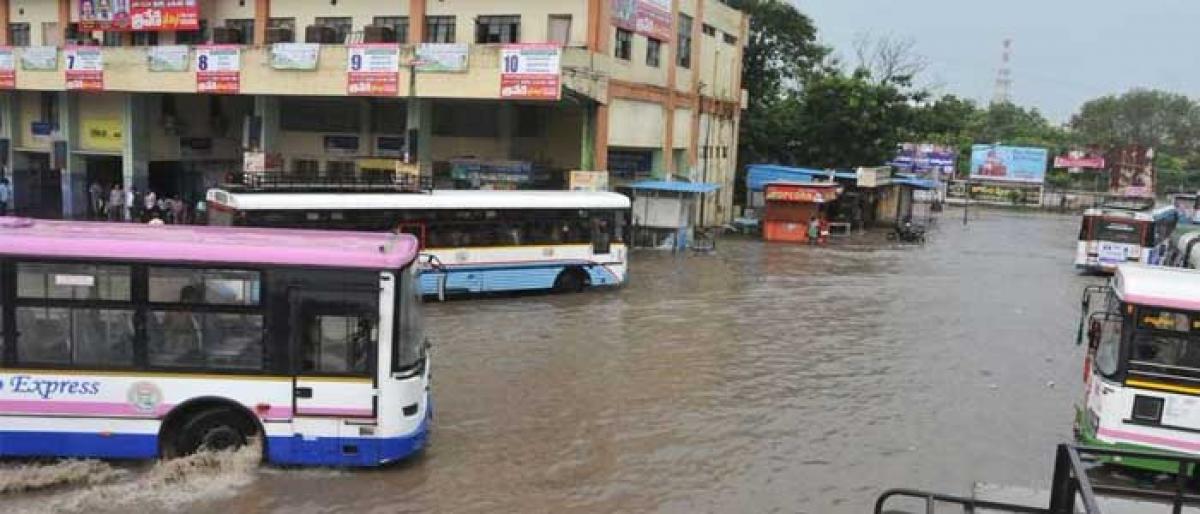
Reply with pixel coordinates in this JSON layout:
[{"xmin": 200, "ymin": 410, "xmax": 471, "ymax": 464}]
[{"xmin": 207, "ymin": 189, "xmax": 631, "ymax": 296}]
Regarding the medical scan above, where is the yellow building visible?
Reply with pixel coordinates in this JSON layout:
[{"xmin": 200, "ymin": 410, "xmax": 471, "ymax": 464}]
[{"xmin": 0, "ymin": 0, "xmax": 745, "ymax": 225}]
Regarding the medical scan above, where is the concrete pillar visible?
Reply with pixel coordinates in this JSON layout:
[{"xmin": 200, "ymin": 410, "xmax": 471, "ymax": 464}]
[
  {"xmin": 58, "ymin": 92, "xmax": 83, "ymax": 218},
  {"xmin": 57, "ymin": 0, "xmax": 70, "ymax": 44},
  {"xmin": 580, "ymin": 105, "xmax": 594, "ymax": 171},
  {"xmin": 253, "ymin": 95, "xmax": 280, "ymax": 153},
  {"xmin": 0, "ymin": 0, "xmax": 10, "ymax": 46},
  {"xmin": 594, "ymin": 103, "xmax": 608, "ymax": 171},
  {"xmin": 254, "ymin": 0, "xmax": 270, "ymax": 46},
  {"xmin": 0, "ymin": 92, "xmax": 14, "ymax": 183},
  {"xmin": 497, "ymin": 102, "xmax": 514, "ymax": 159},
  {"xmin": 358, "ymin": 97, "xmax": 371, "ymax": 158},
  {"xmin": 417, "ymin": 99, "xmax": 432, "ymax": 177},
  {"xmin": 122, "ymin": 93, "xmax": 150, "ymax": 193},
  {"xmin": 408, "ymin": 0, "xmax": 425, "ymax": 44}
]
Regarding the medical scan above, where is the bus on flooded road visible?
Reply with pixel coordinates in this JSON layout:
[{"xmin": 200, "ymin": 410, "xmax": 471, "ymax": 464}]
[
  {"xmin": 1076, "ymin": 264, "xmax": 1200, "ymax": 473},
  {"xmin": 206, "ymin": 188, "xmax": 631, "ymax": 296},
  {"xmin": 1075, "ymin": 203, "xmax": 1177, "ymax": 273},
  {"xmin": 0, "ymin": 217, "xmax": 430, "ymax": 467}
]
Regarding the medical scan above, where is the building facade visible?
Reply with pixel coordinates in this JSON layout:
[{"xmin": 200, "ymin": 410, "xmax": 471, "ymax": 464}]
[{"xmin": 0, "ymin": 0, "xmax": 745, "ymax": 225}]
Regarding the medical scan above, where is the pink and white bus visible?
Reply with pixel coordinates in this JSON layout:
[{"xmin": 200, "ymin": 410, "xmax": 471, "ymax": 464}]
[{"xmin": 0, "ymin": 217, "xmax": 430, "ymax": 466}]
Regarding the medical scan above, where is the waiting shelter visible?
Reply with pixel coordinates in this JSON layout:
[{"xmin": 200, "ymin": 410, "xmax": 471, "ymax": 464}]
[{"xmin": 762, "ymin": 181, "xmax": 843, "ymax": 243}]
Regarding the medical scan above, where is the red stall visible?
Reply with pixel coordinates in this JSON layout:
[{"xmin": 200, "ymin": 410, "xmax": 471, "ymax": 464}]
[{"xmin": 763, "ymin": 182, "xmax": 842, "ymax": 243}]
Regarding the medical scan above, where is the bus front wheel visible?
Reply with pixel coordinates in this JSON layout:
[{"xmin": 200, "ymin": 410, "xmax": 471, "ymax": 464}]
[{"xmin": 166, "ymin": 406, "xmax": 257, "ymax": 458}]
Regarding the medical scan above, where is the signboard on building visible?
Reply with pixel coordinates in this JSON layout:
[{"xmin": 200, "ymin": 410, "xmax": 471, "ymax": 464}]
[
  {"xmin": 1108, "ymin": 145, "xmax": 1155, "ymax": 198},
  {"xmin": 148, "ymin": 45, "xmax": 189, "ymax": 71},
  {"xmin": 890, "ymin": 143, "xmax": 956, "ymax": 178},
  {"xmin": 415, "ymin": 43, "xmax": 469, "ymax": 72},
  {"xmin": 270, "ymin": 43, "xmax": 320, "ymax": 70},
  {"xmin": 79, "ymin": 0, "xmax": 200, "ymax": 32},
  {"xmin": 500, "ymin": 44, "xmax": 561, "ymax": 101},
  {"xmin": 608, "ymin": 150, "xmax": 653, "ymax": 179},
  {"xmin": 243, "ymin": 151, "xmax": 283, "ymax": 173},
  {"xmin": 64, "ymin": 46, "xmax": 104, "ymax": 91},
  {"xmin": 969, "ymin": 144, "xmax": 1048, "ymax": 184},
  {"xmin": 81, "ymin": 119, "xmax": 122, "ymax": 152},
  {"xmin": 0, "ymin": 47, "xmax": 15, "ymax": 89},
  {"xmin": 764, "ymin": 184, "xmax": 841, "ymax": 203},
  {"xmin": 347, "ymin": 44, "xmax": 400, "ymax": 96},
  {"xmin": 569, "ymin": 170, "xmax": 609, "ymax": 192},
  {"xmin": 20, "ymin": 47, "xmax": 57, "ymax": 71},
  {"xmin": 611, "ymin": 0, "xmax": 673, "ymax": 41},
  {"xmin": 195, "ymin": 46, "xmax": 240, "ymax": 94}
]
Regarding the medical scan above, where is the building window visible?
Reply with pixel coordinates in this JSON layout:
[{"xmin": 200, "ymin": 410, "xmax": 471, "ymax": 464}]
[
  {"xmin": 224, "ymin": 19, "xmax": 255, "ymax": 45},
  {"xmin": 646, "ymin": 37, "xmax": 661, "ymax": 67},
  {"xmin": 677, "ymin": 14, "xmax": 693, "ymax": 69},
  {"xmin": 373, "ymin": 16, "xmax": 409, "ymax": 43},
  {"xmin": 102, "ymin": 31, "xmax": 124, "ymax": 47},
  {"xmin": 294, "ymin": 159, "xmax": 320, "ymax": 178},
  {"xmin": 702, "ymin": 24, "xmax": 716, "ymax": 37},
  {"xmin": 548, "ymin": 15, "xmax": 571, "ymax": 46},
  {"xmin": 614, "ymin": 28, "xmax": 632, "ymax": 61},
  {"xmin": 267, "ymin": 18, "xmax": 296, "ymax": 43},
  {"xmin": 475, "ymin": 15, "xmax": 519, "ymax": 44},
  {"xmin": 314, "ymin": 17, "xmax": 352, "ymax": 44},
  {"xmin": 326, "ymin": 161, "xmax": 356, "ymax": 180},
  {"xmin": 723, "ymin": 32, "xmax": 738, "ymax": 45},
  {"xmin": 41, "ymin": 22, "xmax": 60, "ymax": 46},
  {"xmin": 175, "ymin": 20, "xmax": 207, "ymax": 45},
  {"xmin": 425, "ymin": 16, "xmax": 455, "ymax": 43},
  {"xmin": 8, "ymin": 23, "xmax": 29, "ymax": 47},
  {"xmin": 132, "ymin": 31, "xmax": 159, "ymax": 46}
]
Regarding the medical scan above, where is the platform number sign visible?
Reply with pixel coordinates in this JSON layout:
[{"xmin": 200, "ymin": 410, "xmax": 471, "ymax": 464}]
[
  {"xmin": 346, "ymin": 44, "xmax": 400, "ymax": 96},
  {"xmin": 64, "ymin": 46, "xmax": 104, "ymax": 91},
  {"xmin": 499, "ymin": 44, "xmax": 561, "ymax": 101},
  {"xmin": 194, "ymin": 45, "xmax": 241, "ymax": 94}
]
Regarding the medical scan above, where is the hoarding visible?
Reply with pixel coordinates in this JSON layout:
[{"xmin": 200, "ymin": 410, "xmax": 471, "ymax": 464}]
[
  {"xmin": 947, "ymin": 180, "xmax": 1042, "ymax": 206},
  {"xmin": 79, "ymin": 0, "xmax": 200, "ymax": 32},
  {"xmin": 890, "ymin": 143, "xmax": 956, "ymax": 178},
  {"xmin": 611, "ymin": 0, "xmax": 673, "ymax": 41},
  {"xmin": 415, "ymin": 44, "xmax": 469, "ymax": 73},
  {"xmin": 500, "ymin": 44, "xmax": 561, "ymax": 101},
  {"xmin": 969, "ymin": 144, "xmax": 1048, "ymax": 184},
  {"xmin": 195, "ymin": 46, "xmax": 240, "ymax": 94},
  {"xmin": 64, "ymin": 46, "xmax": 104, "ymax": 91},
  {"xmin": 1108, "ymin": 145, "xmax": 1155, "ymax": 198},
  {"xmin": 347, "ymin": 44, "xmax": 400, "ymax": 96}
]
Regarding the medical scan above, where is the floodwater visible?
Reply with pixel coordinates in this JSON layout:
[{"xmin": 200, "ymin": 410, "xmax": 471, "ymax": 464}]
[{"xmin": 4, "ymin": 208, "xmax": 1101, "ymax": 513}]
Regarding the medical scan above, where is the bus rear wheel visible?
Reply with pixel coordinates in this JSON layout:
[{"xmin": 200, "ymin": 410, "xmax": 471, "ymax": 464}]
[
  {"xmin": 167, "ymin": 407, "xmax": 256, "ymax": 457},
  {"xmin": 554, "ymin": 267, "xmax": 589, "ymax": 293}
]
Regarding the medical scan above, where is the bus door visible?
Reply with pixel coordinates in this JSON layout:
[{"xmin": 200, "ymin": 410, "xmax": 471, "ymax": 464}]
[
  {"xmin": 591, "ymin": 215, "xmax": 612, "ymax": 256},
  {"xmin": 396, "ymin": 223, "xmax": 426, "ymax": 249},
  {"xmin": 289, "ymin": 288, "xmax": 380, "ymax": 423}
]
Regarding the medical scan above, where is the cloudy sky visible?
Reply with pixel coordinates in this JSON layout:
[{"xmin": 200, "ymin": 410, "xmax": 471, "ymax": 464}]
[{"xmin": 792, "ymin": 0, "xmax": 1200, "ymax": 122}]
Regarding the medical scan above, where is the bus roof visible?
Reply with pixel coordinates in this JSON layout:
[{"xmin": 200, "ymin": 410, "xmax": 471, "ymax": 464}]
[
  {"xmin": 0, "ymin": 217, "xmax": 418, "ymax": 270},
  {"xmin": 1115, "ymin": 264, "xmax": 1200, "ymax": 311},
  {"xmin": 207, "ymin": 189, "xmax": 632, "ymax": 211}
]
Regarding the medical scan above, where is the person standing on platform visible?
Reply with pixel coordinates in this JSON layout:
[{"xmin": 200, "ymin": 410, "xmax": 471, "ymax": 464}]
[
  {"xmin": 88, "ymin": 181, "xmax": 104, "ymax": 219},
  {"xmin": 108, "ymin": 184, "xmax": 124, "ymax": 222},
  {"xmin": 0, "ymin": 178, "xmax": 11, "ymax": 216},
  {"xmin": 143, "ymin": 190, "xmax": 157, "ymax": 222}
]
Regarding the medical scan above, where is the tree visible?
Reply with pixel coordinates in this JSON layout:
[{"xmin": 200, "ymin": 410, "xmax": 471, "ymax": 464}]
[{"xmin": 852, "ymin": 33, "xmax": 928, "ymax": 86}]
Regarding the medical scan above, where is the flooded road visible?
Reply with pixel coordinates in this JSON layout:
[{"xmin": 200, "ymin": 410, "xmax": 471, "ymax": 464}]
[{"xmin": 7, "ymin": 208, "xmax": 1100, "ymax": 513}]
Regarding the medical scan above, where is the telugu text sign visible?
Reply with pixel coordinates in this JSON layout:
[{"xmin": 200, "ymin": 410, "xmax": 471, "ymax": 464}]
[
  {"xmin": 969, "ymin": 145, "xmax": 1048, "ymax": 184},
  {"xmin": 79, "ymin": 0, "xmax": 199, "ymax": 31},
  {"xmin": 195, "ymin": 46, "xmax": 240, "ymax": 94},
  {"xmin": 0, "ymin": 47, "xmax": 14, "ymax": 89},
  {"xmin": 500, "ymin": 44, "xmax": 561, "ymax": 101},
  {"xmin": 347, "ymin": 44, "xmax": 400, "ymax": 96},
  {"xmin": 64, "ymin": 47, "xmax": 104, "ymax": 91},
  {"xmin": 611, "ymin": 0, "xmax": 673, "ymax": 41}
]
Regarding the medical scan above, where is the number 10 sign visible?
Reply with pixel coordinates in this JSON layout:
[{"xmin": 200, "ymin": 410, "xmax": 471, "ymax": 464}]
[
  {"xmin": 500, "ymin": 44, "xmax": 561, "ymax": 101},
  {"xmin": 195, "ymin": 45, "xmax": 241, "ymax": 94}
]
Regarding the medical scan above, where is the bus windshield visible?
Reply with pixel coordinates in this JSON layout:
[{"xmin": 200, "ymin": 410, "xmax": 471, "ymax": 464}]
[
  {"xmin": 1095, "ymin": 220, "xmax": 1143, "ymax": 245},
  {"xmin": 395, "ymin": 264, "xmax": 425, "ymax": 372},
  {"xmin": 1130, "ymin": 308, "xmax": 1200, "ymax": 370}
]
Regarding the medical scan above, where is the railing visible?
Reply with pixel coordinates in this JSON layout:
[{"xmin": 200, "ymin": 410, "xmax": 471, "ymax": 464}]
[
  {"xmin": 875, "ymin": 444, "xmax": 1200, "ymax": 514},
  {"xmin": 222, "ymin": 171, "xmax": 432, "ymax": 193}
]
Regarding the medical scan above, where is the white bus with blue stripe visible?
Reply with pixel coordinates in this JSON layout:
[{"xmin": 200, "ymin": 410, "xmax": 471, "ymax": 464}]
[{"xmin": 206, "ymin": 189, "xmax": 631, "ymax": 296}]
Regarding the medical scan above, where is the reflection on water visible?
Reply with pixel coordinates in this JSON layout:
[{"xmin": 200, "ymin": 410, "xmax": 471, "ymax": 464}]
[{"xmin": 6, "ymin": 209, "xmax": 1099, "ymax": 513}]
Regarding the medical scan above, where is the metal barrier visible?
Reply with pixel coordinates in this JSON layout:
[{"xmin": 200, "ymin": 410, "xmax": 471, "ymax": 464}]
[{"xmin": 875, "ymin": 444, "xmax": 1200, "ymax": 514}]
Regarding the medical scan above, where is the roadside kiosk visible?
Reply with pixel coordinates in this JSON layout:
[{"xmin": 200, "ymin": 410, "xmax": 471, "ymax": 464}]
[{"xmin": 762, "ymin": 181, "xmax": 842, "ymax": 243}]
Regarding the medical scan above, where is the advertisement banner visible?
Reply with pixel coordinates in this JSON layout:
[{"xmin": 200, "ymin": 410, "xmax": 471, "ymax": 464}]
[
  {"xmin": 1053, "ymin": 154, "xmax": 1106, "ymax": 170},
  {"xmin": 79, "ymin": 0, "xmax": 200, "ymax": 32},
  {"xmin": 415, "ymin": 43, "xmax": 469, "ymax": 73},
  {"xmin": 20, "ymin": 47, "xmax": 57, "ymax": 71},
  {"xmin": 270, "ymin": 43, "xmax": 320, "ymax": 70},
  {"xmin": 195, "ymin": 46, "xmax": 240, "ymax": 94},
  {"xmin": 81, "ymin": 119, "xmax": 123, "ymax": 152},
  {"xmin": 347, "ymin": 44, "xmax": 400, "ymax": 96},
  {"xmin": 969, "ymin": 144, "xmax": 1048, "ymax": 184},
  {"xmin": 147, "ymin": 45, "xmax": 189, "ymax": 72},
  {"xmin": 0, "ymin": 47, "xmax": 15, "ymax": 89},
  {"xmin": 611, "ymin": 0, "xmax": 673, "ymax": 41},
  {"xmin": 947, "ymin": 180, "xmax": 1042, "ymax": 206},
  {"xmin": 764, "ymin": 184, "xmax": 841, "ymax": 203},
  {"xmin": 1108, "ymin": 145, "xmax": 1155, "ymax": 198},
  {"xmin": 890, "ymin": 143, "xmax": 956, "ymax": 178},
  {"xmin": 569, "ymin": 171, "xmax": 610, "ymax": 192},
  {"xmin": 500, "ymin": 44, "xmax": 561, "ymax": 101},
  {"xmin": 64, "ymin": 46, "xmax": 104, "ymax": 91}
]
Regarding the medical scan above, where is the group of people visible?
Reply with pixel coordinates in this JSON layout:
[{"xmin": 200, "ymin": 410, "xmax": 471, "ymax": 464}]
[{"xmin": 88, "ymin": 182, "xmax": 203, "ymax": 225}]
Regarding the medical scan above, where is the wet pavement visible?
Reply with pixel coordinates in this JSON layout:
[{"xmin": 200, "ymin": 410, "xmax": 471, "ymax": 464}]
[{"xmin": 5, "ymin": 208, "xmax": 1102, "ymax": 513}]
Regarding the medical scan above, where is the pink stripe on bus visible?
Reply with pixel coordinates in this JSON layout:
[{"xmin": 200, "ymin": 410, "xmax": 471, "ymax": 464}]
[
  {"xmin": 0, "ymin": 400, "xmax": 173, "ymax": 417},
  {"xmin": 1098, "ymin": 427, "xmax": 1200, "ymax": 452}
]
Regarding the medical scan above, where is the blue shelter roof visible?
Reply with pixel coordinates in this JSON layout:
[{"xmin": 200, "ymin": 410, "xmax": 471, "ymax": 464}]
[
  {"xmin": 746, "ymin": 164, "xmax": 855, "ymax": 191},
  {"xmin": 628, "ymin": 180, "xmax": 721, "ymax": 194}
]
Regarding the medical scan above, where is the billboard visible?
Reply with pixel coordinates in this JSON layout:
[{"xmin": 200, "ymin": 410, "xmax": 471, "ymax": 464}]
[
  {"xmin": 1108, "ymin": 145, "xmax": 1155, "ymax": 198},
  {"xmin": 499, "ymin": 44, "xmax": 561, "ymax": 101},
  {"xmin": 611, "ymin": 0, "xmax": 673, "ymax": 41},
  {"xmin": 969, "ymin": 145, "xmax": 1048, "ymax": 184},
  {"xmin": 890, "ymin": 143, "xmax": 956, "ymax": 178},
  {"xmin": 79, "ymin": 1, "xmax": 200, "ymax": 32}
]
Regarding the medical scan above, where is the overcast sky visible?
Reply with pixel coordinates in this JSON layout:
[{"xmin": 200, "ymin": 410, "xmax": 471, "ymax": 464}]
[{"xmin": 792, "ymin": 0, "xmax": 1200, "ymax": 122}]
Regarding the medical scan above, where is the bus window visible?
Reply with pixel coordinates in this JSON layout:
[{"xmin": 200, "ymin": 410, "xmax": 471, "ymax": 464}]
[
  {"xmin": 146, "ymin": 311, "xmax": 265, "ymax": 370},
  {"xmin": 395, "ymin": 265, "xmax": 424, "ymax": 373},
  {"xmin": 292, "ymin": 289, "xmax": 379, "ymax": 376},
  {"xmin": 592, "ymin": 216, "xmax": 611, "ymax": 254},
  {"xmin": 1095, "ymin": 220, "xmax": 1142, "ymax": 245}
]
